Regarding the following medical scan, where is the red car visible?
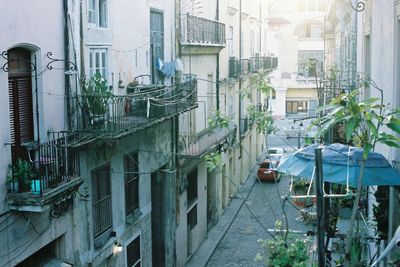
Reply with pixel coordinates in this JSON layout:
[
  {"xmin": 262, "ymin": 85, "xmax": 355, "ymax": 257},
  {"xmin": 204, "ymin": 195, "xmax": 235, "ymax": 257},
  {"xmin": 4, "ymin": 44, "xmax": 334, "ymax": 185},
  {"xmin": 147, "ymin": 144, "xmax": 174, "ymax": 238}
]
[{"xmin": 257, "ymin": 159, "xmax": 280, "ymax": 182}]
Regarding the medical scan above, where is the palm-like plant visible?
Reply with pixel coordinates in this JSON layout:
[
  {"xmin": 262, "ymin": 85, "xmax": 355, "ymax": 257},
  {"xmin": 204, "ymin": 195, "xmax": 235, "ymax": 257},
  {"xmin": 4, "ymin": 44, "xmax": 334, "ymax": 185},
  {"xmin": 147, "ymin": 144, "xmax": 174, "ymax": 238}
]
[
  {"xmin": 82, "ymin": 73, "xmax": 112, "ymax": 116},
  {"xmin": 314, "ymin": 88, "xmax": 400, "ymax": 266}
]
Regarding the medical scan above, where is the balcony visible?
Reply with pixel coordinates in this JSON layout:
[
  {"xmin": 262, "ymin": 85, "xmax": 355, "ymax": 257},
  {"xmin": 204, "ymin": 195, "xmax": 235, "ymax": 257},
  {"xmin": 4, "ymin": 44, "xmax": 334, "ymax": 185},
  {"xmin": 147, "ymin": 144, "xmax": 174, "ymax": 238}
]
[
  {"xmin": 263, "ymin": 56, "xmax": 278, "ymax": 70},
  {"xmin": 6, "ymin": 132, "xmax": 82, "ymax": 212},
  {"xmin": 180, "ymin": 14, "xmax": 226, "ymax": 55},
  {"xmin": 179, "ymin": 123, "xmax": 236, "ymax": 158},
  {"xmin": 70, "ymin": 79, "xmax": 198, "ymax": 145},
  {"xmin": 228, "ymin": 56, "xmax": 278, "ymax": 78}
]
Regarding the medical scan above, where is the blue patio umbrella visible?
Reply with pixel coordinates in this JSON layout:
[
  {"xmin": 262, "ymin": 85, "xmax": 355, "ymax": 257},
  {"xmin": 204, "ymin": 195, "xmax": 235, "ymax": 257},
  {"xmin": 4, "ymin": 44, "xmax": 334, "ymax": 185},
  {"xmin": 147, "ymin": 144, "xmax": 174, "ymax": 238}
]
[{"xmin": 277, "ymin": 143, "xmax": 400, "ymax": 187}]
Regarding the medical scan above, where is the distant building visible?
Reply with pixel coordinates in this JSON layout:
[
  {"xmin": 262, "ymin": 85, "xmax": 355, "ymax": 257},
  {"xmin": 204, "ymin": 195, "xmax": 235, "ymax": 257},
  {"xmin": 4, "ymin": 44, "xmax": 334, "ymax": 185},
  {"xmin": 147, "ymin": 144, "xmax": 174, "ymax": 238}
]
[{"xmin": 266, "ymin": 0, "xmax": 325, "ymax": 119}]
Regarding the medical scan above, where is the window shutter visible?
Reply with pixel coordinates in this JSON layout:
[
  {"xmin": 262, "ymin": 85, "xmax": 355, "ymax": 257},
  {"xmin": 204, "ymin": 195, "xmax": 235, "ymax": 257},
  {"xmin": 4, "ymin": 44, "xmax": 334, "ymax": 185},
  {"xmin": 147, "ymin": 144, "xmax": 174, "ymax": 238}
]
[{"xmin": 16, "ymin": 76, "xmax": 34, "ymax": 143}]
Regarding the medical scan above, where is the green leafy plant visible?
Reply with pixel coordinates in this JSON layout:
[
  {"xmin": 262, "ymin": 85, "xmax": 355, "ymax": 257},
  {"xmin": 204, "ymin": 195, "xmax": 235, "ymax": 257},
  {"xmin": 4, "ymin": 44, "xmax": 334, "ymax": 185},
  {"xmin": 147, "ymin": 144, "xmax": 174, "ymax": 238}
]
[
  {"xmin": 208, "ymin": 110, "xmax": 230, "ymax": 129},
  {"xmin": 204, "ymin": 152, "xmax": 224, "ymax": 173},
  {"xmin": 240, "ymin": 70, "xmax": 274, "ymax": 100},
  {"xmin": 313, "ymin": 84, "xmax": 400, "ymax": 266},
  {"xmin": 292, "ymin": 178, "xmax": 309, "ymax": 193},
  {"xmin": 82, "ymin": 73, "xmax": 112, "ymax": 116},
  {"xmin": 7, "ymin": 159, "xmax": 36, "ymax": 192},
  {"xmin": 247, "ymin": 104, "xmax": 276, "ymax": 134},
  {"xmin": 256, "ymin": 220, "xmax": 311, "ymax": 267}
]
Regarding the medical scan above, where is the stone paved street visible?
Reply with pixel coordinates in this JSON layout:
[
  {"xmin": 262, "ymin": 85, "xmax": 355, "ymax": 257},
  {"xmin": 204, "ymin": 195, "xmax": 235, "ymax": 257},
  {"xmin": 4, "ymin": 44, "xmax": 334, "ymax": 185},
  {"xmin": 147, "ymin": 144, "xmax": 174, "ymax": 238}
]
[{"xmin": 207, "ymin": 173, "xmax": 314, "ymax": 267}]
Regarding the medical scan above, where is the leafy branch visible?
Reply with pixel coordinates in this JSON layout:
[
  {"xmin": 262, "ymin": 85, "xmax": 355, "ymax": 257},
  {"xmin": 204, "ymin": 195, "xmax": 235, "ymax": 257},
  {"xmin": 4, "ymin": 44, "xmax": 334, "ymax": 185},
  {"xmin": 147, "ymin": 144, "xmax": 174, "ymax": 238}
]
[
  {"xmin": 313, "ymin": 86, "xmax": 400, "ymax": 267},
  {"xmin": 208, "ymin": 110, "xmax": 230, "ymax": 129}
]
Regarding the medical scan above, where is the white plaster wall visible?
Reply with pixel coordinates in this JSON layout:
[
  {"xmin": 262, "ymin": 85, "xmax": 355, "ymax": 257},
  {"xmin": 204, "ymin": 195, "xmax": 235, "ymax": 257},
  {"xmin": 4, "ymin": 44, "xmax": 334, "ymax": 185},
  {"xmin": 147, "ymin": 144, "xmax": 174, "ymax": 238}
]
[
  {"xmin": 175, "ymin": 161, "xmax": 207, "ymax": 266},
  {"xmin": 0, "ymin": 0, "xmax": 66, "ymax": 214},
  {"xmin": 110, "ymin": 0, "xmax": 175, "ymax": 90},
  {"xmin": 181, "ymin": 55, "xmax": 217, "ymax": 132},
  {"xmin": 369, "ymin": 0, "xmax": 396, "ymax": 158}
]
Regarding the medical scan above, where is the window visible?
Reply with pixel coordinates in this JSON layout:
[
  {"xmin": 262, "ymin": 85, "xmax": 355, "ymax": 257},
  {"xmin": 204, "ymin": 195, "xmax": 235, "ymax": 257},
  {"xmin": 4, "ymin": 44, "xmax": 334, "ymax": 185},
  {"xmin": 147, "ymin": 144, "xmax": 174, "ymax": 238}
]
[
  {"xmin": 89, "ymin": 48, "xmax": 108, "ymax": 79},
  {"xmin": 298, "ymin": 0, "xmax": 324, "ymax": 12},
  {"xmin": 298, "ymin": 23, "xmax": 323, "ymax": 38},
  {"xmin": 271, "ymin": 89, "xmax": 276, "ymax": 100},
  {"xmin": 187, "ymin": 205, "xmax": 197, "ymax": 230},
  {"xmin": 207, "ymin": 74, "xmax": 214, "ymax": 121},
  {"xmin": 7, "ymin": 48, "xmax": 34, "ymax": 164},
  {"xmin": 124, "ymin": 153, "xmax": 139, "ymax": 216},
  {"xmin": 127, "ymin": 236, "xmax": 141, "ymax": 267},
  {"xmin": 88, "ymin": 0, "xmax": 107, "ymax": 28},
  {"xmin": 228, "ymin": 26, "xmax": 234, "ymax": 57},
  {"xmin": 286, "ymin": 101, "xmax": 308, "ymax": 114},
  {"xmin": 298, "ymin": 50, "xmax": 323, "ymax": 77},
  {"xmin": 187, "ymin": 168, "xmax": 197, "ymax": 206},
  {"xmin": 150, "ymin": 10, "xmax": 164, "ymax": 84},
  {"xmin": 92, "ymin": 164, "xmax": 112, "ymax": 238},
  {"xmin": 250, "ymin": 30, "xmax": 255, "ymax": 57},
  {"xmin": 228, "ymin": 95, "xmax": 234, "ymax": 116}
]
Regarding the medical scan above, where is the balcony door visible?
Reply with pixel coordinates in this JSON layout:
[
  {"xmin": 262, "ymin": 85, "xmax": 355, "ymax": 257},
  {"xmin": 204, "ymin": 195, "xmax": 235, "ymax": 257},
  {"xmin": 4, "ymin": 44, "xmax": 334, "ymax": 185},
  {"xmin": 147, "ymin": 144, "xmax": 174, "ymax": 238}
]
[
  {"xmin": 150, "ymin": 10, "xmax": 164, "ymax": 84},
  {"xmin": 7, "ymin": 47, "xmax": 34, "ymax": 164}
]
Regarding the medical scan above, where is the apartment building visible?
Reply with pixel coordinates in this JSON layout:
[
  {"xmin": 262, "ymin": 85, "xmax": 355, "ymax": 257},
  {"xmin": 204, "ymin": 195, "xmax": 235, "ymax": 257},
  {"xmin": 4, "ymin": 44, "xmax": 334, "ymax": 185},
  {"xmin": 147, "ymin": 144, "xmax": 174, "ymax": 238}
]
[
  {"xmin": 0, "ymin": 1, "xmax": 81, "ymax": 266},
  {"xmin": 266, "ymin": 0, "xmax": 325, "ymax": 119},
  {"xmin": 0, "ymin": 0, "xmax": 276, "ymax": 266},
  {"xmin": 325, "ymin": 0, "xmax": 400, "ymax": 260},
  {"xmin": 174, "ymin": 0, "xmax": 278, "ymax": 265},
  {"xmin": 0, "ymin": 0, "xmax": 196, "ymax": 266}
]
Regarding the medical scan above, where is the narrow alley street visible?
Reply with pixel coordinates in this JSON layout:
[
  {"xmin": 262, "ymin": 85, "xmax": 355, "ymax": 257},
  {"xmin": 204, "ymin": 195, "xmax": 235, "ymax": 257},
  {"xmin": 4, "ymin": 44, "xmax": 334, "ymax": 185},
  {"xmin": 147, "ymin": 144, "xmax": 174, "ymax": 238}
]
[{"xmin": 206, "ymin": 173, "xmax": 313, "ymax": 267}]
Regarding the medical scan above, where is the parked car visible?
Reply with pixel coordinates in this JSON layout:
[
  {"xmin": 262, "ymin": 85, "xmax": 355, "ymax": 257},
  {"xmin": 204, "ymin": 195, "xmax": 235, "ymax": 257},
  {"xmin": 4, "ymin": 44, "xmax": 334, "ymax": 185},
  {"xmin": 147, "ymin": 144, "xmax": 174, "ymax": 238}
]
[
  {"xmin": 267, "ymin": 147, "xmax": 285, "ymax": 158},
  {"xmin": 257, "ymin": 159, "xmax": 280, "ymax": 182}
]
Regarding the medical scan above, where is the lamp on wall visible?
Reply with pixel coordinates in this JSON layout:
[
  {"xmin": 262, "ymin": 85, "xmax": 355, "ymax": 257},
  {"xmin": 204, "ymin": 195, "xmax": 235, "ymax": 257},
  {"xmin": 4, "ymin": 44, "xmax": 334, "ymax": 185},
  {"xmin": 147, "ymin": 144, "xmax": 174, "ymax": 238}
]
[
  {"xmin": 113, "ymin": 241, "xmax": 123, "ymax": 254},
  {"xmin": 219, "ymin": 140, "xmax": 230, "ymax": 153}
]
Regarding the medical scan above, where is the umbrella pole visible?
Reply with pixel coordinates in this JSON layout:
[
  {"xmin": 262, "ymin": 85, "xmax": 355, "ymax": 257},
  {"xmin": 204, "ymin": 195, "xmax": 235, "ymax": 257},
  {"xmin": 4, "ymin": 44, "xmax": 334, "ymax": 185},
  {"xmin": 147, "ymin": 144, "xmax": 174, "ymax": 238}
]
[{"xmin": 315, "ymin": 148, "xmax": 325, "ymax": 266}]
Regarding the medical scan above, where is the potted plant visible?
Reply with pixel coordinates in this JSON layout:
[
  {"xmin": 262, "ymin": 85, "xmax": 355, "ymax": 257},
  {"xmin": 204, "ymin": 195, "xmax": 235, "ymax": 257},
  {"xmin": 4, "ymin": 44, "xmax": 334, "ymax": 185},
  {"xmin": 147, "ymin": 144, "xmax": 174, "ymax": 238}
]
[
  {"xmin": 291, "ymin": 178, "xmax": 313, "ymax": 207},
  {"xmin": 82, "ymin": 73, "xmax": 112, "ymax": 127},
  {"xmin": 256, "ymin": 220, "xmax": 311, "ymax": 266},
  {"xmin": 338, "ymin": 197, "xmax": 354, "ymax": 219},
  {"xmin": 7, "ymin": 159, "xmax": 36, "ymax": 193}
]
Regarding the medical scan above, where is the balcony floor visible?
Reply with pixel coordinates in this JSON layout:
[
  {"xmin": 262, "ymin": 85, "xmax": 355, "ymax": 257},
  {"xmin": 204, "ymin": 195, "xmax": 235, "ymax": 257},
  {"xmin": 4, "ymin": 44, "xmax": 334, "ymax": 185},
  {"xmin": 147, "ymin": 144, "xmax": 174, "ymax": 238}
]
[{"xmin": 7, "ymin": 176, "xmax": 83, "ymax": 212}]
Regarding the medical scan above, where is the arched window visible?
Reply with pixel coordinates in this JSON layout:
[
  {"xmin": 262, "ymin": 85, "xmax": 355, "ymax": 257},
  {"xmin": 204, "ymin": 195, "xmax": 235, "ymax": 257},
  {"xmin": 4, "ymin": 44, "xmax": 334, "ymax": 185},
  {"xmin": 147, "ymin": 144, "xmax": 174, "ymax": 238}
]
[
  {"xmin": 7, "ymin": 47, "xmax": 34, "ymax": 163},
  {"xmin": 298, "ymin": 23, "xmax": 322, "ymax": 38},
  {"xmin": 295, "ymin": 21, "xmax": 323, "ymax": 39}
]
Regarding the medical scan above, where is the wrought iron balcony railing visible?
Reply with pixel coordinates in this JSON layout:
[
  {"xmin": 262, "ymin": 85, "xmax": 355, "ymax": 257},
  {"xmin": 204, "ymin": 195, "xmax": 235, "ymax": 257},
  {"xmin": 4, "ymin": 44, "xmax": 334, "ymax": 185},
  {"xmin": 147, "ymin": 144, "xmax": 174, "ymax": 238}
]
[
  {"xmin": 228, "ymin": 56, "xmax": 278, "ymax": 78},
  {"xmin": 181, "ymin": 14, "xmax": 226, "ymax": 46},
  {"xmin": 7, "ymin": 132, "xmax": 81, "ymax": 212},
  {"xmin": 93, "ymin": 194, "xmax": 112, "ymax": 238},
  {"xmin": 179, "ymin": 123, "xmax": 236, "ymax": 157},
  {"xmin": 70, "ymin": 79, "xmax": 198, "ymax": 141}
]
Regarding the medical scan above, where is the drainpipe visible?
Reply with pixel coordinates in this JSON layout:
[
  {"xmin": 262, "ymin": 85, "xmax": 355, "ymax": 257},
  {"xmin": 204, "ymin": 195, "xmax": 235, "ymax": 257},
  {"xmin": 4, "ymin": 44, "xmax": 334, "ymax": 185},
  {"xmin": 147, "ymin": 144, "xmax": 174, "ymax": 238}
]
[
  {"xmin": 238, "ymin": 0, "xmax": 242, "ymax": 145},
  {"xmin": 216, "ymin": 0, "xmax": 220, "ymax": 111},
  {"xmin": 259, "ymin": 2, "xmax": 262, "ymax": 55},
  {"xmin": 63, "ymin": 0, "xmax": 72, "ymax": 129},
  {"xmin": 79, "ymin": 0, "xmax": 85, "ymax": 80}
]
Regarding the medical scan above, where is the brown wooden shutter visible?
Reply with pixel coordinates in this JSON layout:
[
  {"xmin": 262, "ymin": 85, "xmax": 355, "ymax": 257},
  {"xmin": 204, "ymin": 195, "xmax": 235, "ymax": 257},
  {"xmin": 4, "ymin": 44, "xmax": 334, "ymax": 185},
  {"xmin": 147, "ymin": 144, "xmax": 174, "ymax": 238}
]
[{"xmin": 8, "ymin": 47, "xmax": 34, "ymax": 163}]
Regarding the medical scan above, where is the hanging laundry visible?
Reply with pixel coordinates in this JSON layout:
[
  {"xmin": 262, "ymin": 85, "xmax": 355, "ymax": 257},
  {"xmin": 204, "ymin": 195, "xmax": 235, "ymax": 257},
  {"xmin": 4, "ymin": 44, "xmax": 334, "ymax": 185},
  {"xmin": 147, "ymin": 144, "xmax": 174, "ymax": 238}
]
[
  {"xmin": 161, "ymin": 61, "xmax": 176, "ymax": 77},
  {"xmin": 156, "ymin": 58, "xmax": 163, "ymax": 71},
  {"xmin": 175, "ymin": 58, "xmax": 184, "ymax": 73}
]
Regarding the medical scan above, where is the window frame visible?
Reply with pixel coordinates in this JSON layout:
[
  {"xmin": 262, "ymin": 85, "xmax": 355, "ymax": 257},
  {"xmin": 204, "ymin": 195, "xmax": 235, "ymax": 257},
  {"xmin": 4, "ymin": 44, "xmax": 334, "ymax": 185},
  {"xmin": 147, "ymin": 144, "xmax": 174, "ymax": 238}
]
[
  {"xmin": 92, "ymin": 163, "xmax": 113, "ymax": 239},
  {"xmin": 126, "ymin": 234, "xmax": 141, "ymax": 267},
  {"xmin": 89, "ymin": 48, "xmax": 108, "ymax": 80},
  {"xmin": 88, "ymin": 0, "xmax": 108, "ymax": 28},
  {"xmin": 187, "ymin": 168, "xmax": 198, "ymax": 207},
  {"xmin": 124, "ymin": 152, "xmax": 140, "ymax": 217},
  {"xmin": 286, "ymin": 100, "xmax": 308, "ymax": 114}
]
